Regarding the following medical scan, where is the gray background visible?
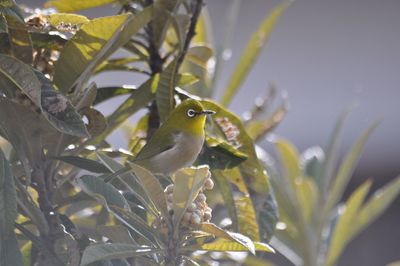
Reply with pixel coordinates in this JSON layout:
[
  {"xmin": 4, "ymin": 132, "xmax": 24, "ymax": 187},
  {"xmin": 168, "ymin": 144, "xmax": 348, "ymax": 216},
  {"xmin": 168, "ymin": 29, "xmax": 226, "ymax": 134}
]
[{"xmin": 20, "ymin": 0, "xmax": 400, "ymax": 265}]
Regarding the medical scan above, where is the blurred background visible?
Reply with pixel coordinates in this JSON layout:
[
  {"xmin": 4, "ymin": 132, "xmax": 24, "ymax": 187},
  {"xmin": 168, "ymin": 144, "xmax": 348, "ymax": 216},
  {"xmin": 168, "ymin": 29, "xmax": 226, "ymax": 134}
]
[{"xmin": 20, "ymin": 0, "xmax": 400, "ymax": 265}]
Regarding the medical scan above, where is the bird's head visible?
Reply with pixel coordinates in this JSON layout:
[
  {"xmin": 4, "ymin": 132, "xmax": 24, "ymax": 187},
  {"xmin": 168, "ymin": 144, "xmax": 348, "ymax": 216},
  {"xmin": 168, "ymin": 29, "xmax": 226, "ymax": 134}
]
[{"xmin": 166, "ymin": 99, "xmax": 215, "ymax": 136}]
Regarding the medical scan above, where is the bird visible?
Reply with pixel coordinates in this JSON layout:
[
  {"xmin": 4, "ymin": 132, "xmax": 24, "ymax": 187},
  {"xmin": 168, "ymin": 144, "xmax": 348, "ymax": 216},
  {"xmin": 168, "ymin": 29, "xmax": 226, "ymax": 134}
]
[{"xmin": 133, "ymin": 99, "xmax": 215, "ymax": 175}]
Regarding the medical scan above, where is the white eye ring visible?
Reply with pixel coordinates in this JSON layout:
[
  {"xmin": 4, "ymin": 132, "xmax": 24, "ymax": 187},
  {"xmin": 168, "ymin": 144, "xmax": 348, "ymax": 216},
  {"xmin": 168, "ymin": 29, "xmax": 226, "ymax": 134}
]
[{"xmin": 187, "ymin": 109, "xmax": 196, "ymax": 117}]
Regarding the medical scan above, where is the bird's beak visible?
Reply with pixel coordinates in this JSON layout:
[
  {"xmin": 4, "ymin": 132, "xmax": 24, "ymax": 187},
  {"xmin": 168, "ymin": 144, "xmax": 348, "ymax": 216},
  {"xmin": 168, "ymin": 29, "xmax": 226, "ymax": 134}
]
[{"xmin": 201, "ymin": 110, "xmax": 215, "ymax": 115}]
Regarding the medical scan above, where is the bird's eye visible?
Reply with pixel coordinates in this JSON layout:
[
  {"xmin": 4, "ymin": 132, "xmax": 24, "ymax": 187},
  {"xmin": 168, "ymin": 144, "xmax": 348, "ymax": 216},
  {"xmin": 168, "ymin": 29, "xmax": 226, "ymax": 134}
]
[{"xmin": 187, "ymin": 109, "xmax": 196, "ymax": 118}]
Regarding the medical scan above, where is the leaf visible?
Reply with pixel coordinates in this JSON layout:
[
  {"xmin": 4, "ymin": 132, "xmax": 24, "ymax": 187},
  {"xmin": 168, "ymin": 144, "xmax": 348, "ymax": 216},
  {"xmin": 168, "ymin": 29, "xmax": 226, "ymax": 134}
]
[
  {"xmin": 320, "ymin": 107, "xmax": 353, "ymax": 195},
  {"xmin": 156, "ymin": 60, "xmax": 178, "ymax": 122},
  {"xmin": 55, "ymin": 156, "xmax": 111, "ymax": 173},
  {"xmin": 14, "ymin": 178, "xmax": 49, "ymax": 235},
  {"xmin": 94, "ymin": 86, "xmax": 135, "ymax": 106},
  {"xmin": 47, "ymin": 13, "xmax": 89, "ymax": 30},
  {"xmin": 0, "ymin": 54, "xmax": 41, "ymax": 106},
  {"xmin": 0, "ymin": 149, "xmax": 22, "ymax": 266},
  {"xmin": 200, "ymin": 222, "xmax": 256, "ymax": 254},
  {"xmin": 197, "ymin": 135, "xmax": 248, "ymax": 169},
  {"xmin": 97, "ymin": 225, "xmax": 136, "ymax": 245},
  {"xmin": 324, "ymin": 122, "xmax": 379, "ymax": 214},
  {"xmin": 80, "ymin": 244, "xmax": 160, "ymax": 266},
  {"xmin": 3, "ymin": 11, "xmax": 33, "ymax": 64},
  {"xmin": 54, "ymin": 6, "xmax": 153, "ymax": 93},
  {"xmin": 0, "ymin": 230, "xmax": 23, "ymax": 266},
  {"xmin": 53, "ymin": 14, "xmax": 129, "ymax": 93},
  {"xmin": 172, "ymin": 166, "xmax": 209, "ymax": 231},
  {"xmin": 77, "ymin": 175, "xmax": 129, "ymax": 210},
  {"xmin": 170, "ymin": 14, "xmax": 190, "ymax": 51},
  {"xmin": 246, "ymin": 101, "xmax": 288, "ymax": 142},
  {"xmin": 44, "ymin": 0, "xmax": 117, "ymax": 12},
  {"xmin": 178, "ymin": 73, "xmax": 200, "ymax": 87},
  {"xmin": 294, "ymin": 177, "xmax": 319, "ymax": 223},
  {"xmin": 211, "ymin": 169, "xmax": 238, "ymax": 227},
  {"xmin": 220, "ymin": 1, "xmax": 290, "ymax": 106},
  {"xmin": 201, "ymin": 100, "xmax": 278, "ymax": 241},
  {"xmin": 91, "ymin": 78, "xmax": 154, "ymax": 144},
  {"xmin": 325, "ymin": 180, "xmax": 372, "ymax": 266},
  {"xmin": 0, "ymin": 149, "xmax": 17, "ymax": 235},
  {"xmin": 195, "ymin": 238, "xmax": 273, "ymax": 254},
  {"xmin": 355, "ymin": 176, "xmax": 400, "ymax": 239},
  {"xmin": 127, "ymin": 163, "xmax": 169, "ymax": 219},
  {"xmin": 35, "ymin": 71, "xmax": 89, "ymax": 137},
  {"xmin": 152, "ymin": 0, "xmax": 179, "ymax": 49},
  {"xmin": 81, "ymin": 107, "xmax": 107, "ymax": 137},
  {"xmin": 96, "ymin": 152, "xmax": 158, "ymax": 216},
  {"xmin": 274, "ymin": 138, "xmax": 301, "ymax": 182},
  {"xmin": 108, "ymin": 206, "xmax": 159, "ymax": 245}
]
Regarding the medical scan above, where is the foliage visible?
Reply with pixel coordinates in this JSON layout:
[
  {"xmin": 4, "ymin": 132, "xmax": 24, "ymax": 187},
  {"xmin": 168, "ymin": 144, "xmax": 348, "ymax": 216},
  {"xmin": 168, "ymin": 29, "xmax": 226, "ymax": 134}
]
[{"xmin": 0, "ymin": 0, "xmax": 397, "ymax": 266}]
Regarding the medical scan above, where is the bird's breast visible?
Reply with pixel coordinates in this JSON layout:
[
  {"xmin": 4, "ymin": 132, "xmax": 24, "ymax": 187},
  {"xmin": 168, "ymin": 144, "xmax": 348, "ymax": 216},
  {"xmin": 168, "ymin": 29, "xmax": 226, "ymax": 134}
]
[{"xmin": 149, "ymin": 132, "xmax": 204, "ymax": 174}]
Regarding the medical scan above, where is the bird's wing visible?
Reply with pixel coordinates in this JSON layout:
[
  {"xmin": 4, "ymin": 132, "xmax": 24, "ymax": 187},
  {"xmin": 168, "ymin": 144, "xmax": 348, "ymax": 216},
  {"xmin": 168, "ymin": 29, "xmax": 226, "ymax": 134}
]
[{"xmin": 133, "ymin": 130, "xmax": 180, "ymax": 162}]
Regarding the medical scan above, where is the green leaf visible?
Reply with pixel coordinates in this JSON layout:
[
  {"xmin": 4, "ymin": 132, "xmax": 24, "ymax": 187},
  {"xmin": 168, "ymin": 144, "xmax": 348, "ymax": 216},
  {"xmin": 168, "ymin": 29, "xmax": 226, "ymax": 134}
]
[
  {"xmin": 355, "ymin": 176, "xmax": 400, "ymax": 240},
  {"xmin": 14, "ymin": 178, "xmax": 49, "ymax": 235},
  {"xmin": 0, "ymin": 230, "xmax": 23, "ymax": 266},
  {"xmin": 94, "ymin": 86, "xmax": 135, "ymax": 106},
  {"xmin": 156, "ymin": 60, "xmax": 178, "ymax": 122},
  {"xmin": 77, "ymin": 175, "xmax": 129, "ymax": 210},
  {"xmin": 0, "ymin": 54, "xmax": 41, "ymax": 106},
  {"xmin": 127, "ymin": 163, "xmax": 169, "ymax": 219},
  {"xmin": 81, "ymin": 244, "xmax": 160, "ymax": 266},
  {"xmin": 320, "ymin": 107, "xmax": 353, "ymax": 196},
  {"xmin": 108, "ymin": 206, "xmax": 159, "ymax": 245},
  {"xmin": 0, "ymin": 99, "xmax": 41, "ymax": 179},
  {"xmin": 324, "ymin": 122, "xmax": 379, "ymax": 215},
  {"xmin": 44, "ymin": 0, "xmax": 117, "ymax": 12},
  {"xmin": 200, "ymin": 222, "xmax": 256, "ymax": 254},
  {"xmin": 246, "ymin": 102, "xmax": 288, "ymax": 142},
  {"xmin": 197, "ymin": 135, "xmax": 248, "ymax": 169},
  {"xmin": 195, "ymin": 238, "xmax": 273, "ymax": 254},
  {"xmin": 211, "ymin": 169, "xmax": 238, "ymax": 227},
  {"xmin": 0, "ymin": 149, "xmax": 22, "ymax": 266},
  {"xmin": 96, "ymin": 225, "xmax": 136, "ymax": 245},
  {"xmin": 220, "ymin": 1, "xmax": 290, "ymax": 106},
  {"xmin": 152, "ymin": 0, "xmax": 179, "ymax": 49},
  {"xmin": 181, "ymin": 45, "xmax": 214, "ymax": 97},
  {"xmin": 54, "ymin": 6, "xmax": 154, "ymax": 93},
  {"xmin": 170, "ymin": 14, "xmax": 190, "ymax": 51},
  {"xmin": 35, "ymin": 71, "xmax": 89, "ymax": 137},
  {"xmin": 172, "ymin": 166, "xmax": 209, "ymax": 231},
  {"xmin": 96, "ymin": 152, "xmax": 158, "ymax": 216},
  {"xmin": 54, "ymin": 14, "xmax": 129, "ymax": 93},
  {"xmin": 91, "ymin": 78, "xmax": 154, "ymax": 144},
  {"xmin": 201, "ymin": 99, "xmax": 278, "ymax": 241},
  {"xmin": 55, "ymin": 156, "xmax": 111, "ymax": 173},
  {"xmin": 274, "ymin": 138, "xmax": 301, "ymax": 182},
  {"xmin": 0, "ymin": 148, "xmax": 17, "ymax": 235},
  {"xmin": 178, "ymin": 73, "xmax": 200, "ymax": 87},
  {"xmin": 326, "ymin": 180, "xmax": 372, "ymax": 266},
  {"xmin": 47, "ymin": 13, "xmax": 89, "ymax": 30}
]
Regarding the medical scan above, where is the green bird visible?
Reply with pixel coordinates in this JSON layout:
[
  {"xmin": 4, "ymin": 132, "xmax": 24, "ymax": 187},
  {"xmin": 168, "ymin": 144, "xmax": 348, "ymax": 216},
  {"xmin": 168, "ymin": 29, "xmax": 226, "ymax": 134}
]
[{"xmin": 133, "ymin": 99, "xmax": 214, "ymax": 175}]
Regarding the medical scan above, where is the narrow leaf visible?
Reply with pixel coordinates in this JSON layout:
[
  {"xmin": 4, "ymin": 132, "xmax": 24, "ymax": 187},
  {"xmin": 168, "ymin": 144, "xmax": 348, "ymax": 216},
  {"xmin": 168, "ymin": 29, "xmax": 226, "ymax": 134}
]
[
  {"xmin": 0, "ymin": 54, "xmax": 41, "ymax": 106},
  {"xmin": 127, "ymin": 163, "xmax": 169, "ymax": 218},
  {"xmin": 220, "ymin": 1, "xmax": 290, "ymax": 106},
  {"xmin": 324, "ymin": 122, "xmax": 379, "ymax": 214},
  {"xmin": 77, "ymin": 175, "xmax": 129, "ymax": 210},
  {"xmin": 325, "ymin": 180, "xmax": 372, "ymax": 266},
  {"xmin": 81, "ymin": 244, "xmax": 160, "ymax": 266},
  {"xmin": 44, "ymin": 0, "xmax": 117, "ymax": 12},
  {"xmin": 200, "ymin": 222, "xmax": 256, "ymax": 254},
  {"xmin": 55, "ymin": 156, "xmax": 111, "ymax": 173}
]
